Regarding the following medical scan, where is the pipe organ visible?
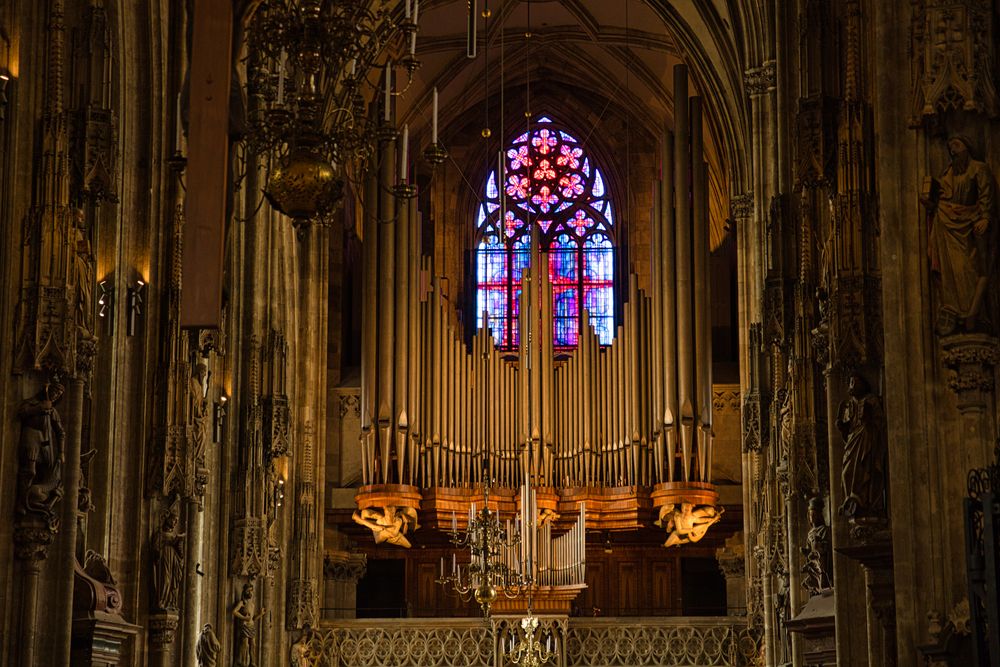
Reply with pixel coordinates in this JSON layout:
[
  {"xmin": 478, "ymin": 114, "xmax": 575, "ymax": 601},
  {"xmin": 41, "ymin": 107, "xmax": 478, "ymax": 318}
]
[{"xmin": 354, "ymin": 64, "xmax": 720, "ymax": 559}]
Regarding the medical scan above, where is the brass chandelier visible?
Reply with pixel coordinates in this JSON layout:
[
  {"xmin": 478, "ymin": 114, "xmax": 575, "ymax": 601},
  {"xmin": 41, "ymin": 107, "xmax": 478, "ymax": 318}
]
[
  {"xmin": 436, "ymin": 465, "xmax": 531, "ymax": 619},
  {"xmin": 244, "ymin": 0, "xmax": 423, "ymax": 224},
  {"xmin": 505, "ymin": 612, "xmax": 557, "ymax": 666}
]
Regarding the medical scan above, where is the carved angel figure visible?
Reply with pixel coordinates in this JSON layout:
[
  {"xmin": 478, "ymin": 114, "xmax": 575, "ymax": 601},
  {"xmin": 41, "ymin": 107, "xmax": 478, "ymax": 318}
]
[
  {"xmin": 16, "ymin": 382, "xmax": 66, "ymax": 518},
  {"xmin": 352, "ymin": 506, "xmax": 419, "ymax": 548},
  {"xmin": 151, "ymin": 508, "xmax": 185, "ymax": 611},
  {"xmin": 72, "ymin": 208, "xmax": 97, "ymax": 341},
  {"xmin": 196, "ymin": 623, "xmax": 220, "ymax": 667},
  {"xmin": 233, "ymin": 583, "xmax": 265, "ymax": 667},
  {"xmin": 922, "ymin": 135, "xmax": 997, "ymax": 335},
  {"xmin": 837, "ymin": 374, "xmax": 886, "ymax": 520},
  {"xmin": 656, "ymin": 502, "xmax": 723, "ymax": 548}
]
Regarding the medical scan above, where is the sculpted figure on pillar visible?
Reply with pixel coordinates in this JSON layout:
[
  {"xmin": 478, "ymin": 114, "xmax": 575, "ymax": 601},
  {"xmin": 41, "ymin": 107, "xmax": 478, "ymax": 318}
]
[
  {"xmin": 151, "ymin": 506, "xmax": 185, "ymax": 611},
  {"xmin": 189, "ymin": 361, "xmax": 210, "ymax": 465},
  {"xmin": 72, "ymin": 207, "xmax": 97, "ymax": 342},
  {"xmin": 196, "ymin": 623, "xmax": 221, "ymax": 667},
  {"xmin": 800, "ymin": 496, "xmax": 833, "ymax": 595},
  {"xmin": 233, "ymin": 582, "xmax": 265, "ymax": 667},
  {"xmin": 16, "ymin": 381, "xmax": 66, "ymax": 521},
  {"xmin": 922, "ymin": 136, "xmax": 997, "ymax": 336},
  {"xmin": 836, "ymin": 373, "xmax": 887, "ymax": 521}
]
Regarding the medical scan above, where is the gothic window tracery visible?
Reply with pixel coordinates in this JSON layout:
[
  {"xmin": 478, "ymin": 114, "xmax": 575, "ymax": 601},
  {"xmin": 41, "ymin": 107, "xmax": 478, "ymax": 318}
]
[{"xmin": 475, "ymin": 117, "xmax": 616, "ymax": 349}]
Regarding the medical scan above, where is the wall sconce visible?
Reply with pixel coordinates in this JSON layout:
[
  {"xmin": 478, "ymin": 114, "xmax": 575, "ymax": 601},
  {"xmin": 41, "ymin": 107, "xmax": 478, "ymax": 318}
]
[
  {"xmin": 213, "ymin": 395, "xmax": 228, "ymax": 443},
  {"xmin": 97, "ymin": 279, "xmax": 113, "ymax": 335},
  {"xmin": 275, "ymin": 477, "xmax": 285, "ymax": 508},
  {"xmin": 126, "ymin": 279, "xmax": 145, "ymax": 336},
  {"xmin": 0, "ymin": 71, "xmax": 10, "ymax": 122}
]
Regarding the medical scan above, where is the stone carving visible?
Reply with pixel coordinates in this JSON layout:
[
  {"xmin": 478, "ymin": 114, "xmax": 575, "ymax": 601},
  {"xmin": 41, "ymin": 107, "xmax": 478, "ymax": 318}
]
[
  {"xmin": 324, "ymin": 551, "xmax": 368, "ymax": 581},
  {"xmin": 836, "ymin": 373, "xmax": 887, "ymax": 521},
  {"xmin": 744, "ymin": 61, "xmax": 776, "ymax": 96},
  {"xmin": 189, "ymin": 362, "xmax": 210, "ymax": 466},
  {"xmin": 72, "ymin": 208, "xmax": 97, "ymax": 341},
  {"xmin": 16, "ymin": 381, "xmax": 66, "ymax": 523},
  {"xmin": 656, "ymin": 503, "xmax": 723, "ymax": 548},
  {"xmin": 912, "ymin": 0, "xmax": 998, "ymax": 121},
  {"xmin": 233, "ymin": 582, "xmax": 265, "ymax": 667},
  {"xmin": 731, "ymin": 192, "xmax": 754, "ymax": 220},
  {"xmin": 742, "ymin": 391, "xmax": 763, "ymax": 453},
  {"xmin": 352, "ymin": 506, "xmax": 419, "ymax": 548},
  {"xmin": 232, "ymin": 517, "xmax": 266, "ymax": 577},
  {"xmin": 922, "ymin": 136, "xmax": 996, "ymax": 336},
  {"xmin": 196, "ymin": 623, "xmax": 221, "ymax": 667},
  {"xmin": 73, "ymin": 549, "xmax": 123, "ymax": 615},
  {"xmin": 286, "ymin": 578, "xmax": 317, "ymax": 630},
  {"xmin": 800, "ymin": 496, "xmax": 833, "ymax": 596},
  {"xmin": 290, "ymin": 623, "xmax": 317, "ymax": 667},
  {"xmin": 151, "ymin": 506, "xmax": 185, "ymax": 612}
]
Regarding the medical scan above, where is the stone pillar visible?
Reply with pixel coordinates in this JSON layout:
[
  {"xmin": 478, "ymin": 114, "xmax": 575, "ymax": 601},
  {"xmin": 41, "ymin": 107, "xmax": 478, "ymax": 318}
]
[
  {"xmin": 322, "ymin": 551, "xmax": 367, "ymax": 619},
  {"xmin": 13, "ymin": 518, "xmax": 54, "ymax": 667},
  {"xmin": 716, "ymin": 535, "xmax": 746, "ymax": 616},
  {"xmin": 148, "ymin": 612, "xmax": 179, "ymax": 667}
]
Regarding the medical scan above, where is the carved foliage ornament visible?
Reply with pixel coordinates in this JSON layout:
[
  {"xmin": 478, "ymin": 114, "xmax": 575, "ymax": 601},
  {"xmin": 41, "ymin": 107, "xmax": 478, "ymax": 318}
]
[{"xmin": 912, "ymin": 0, "xmax": 999, "ymax": 122}]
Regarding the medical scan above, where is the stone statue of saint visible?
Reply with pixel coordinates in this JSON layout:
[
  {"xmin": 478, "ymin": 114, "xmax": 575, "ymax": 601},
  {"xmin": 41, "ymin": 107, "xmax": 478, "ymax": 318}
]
[
  {"xmin": 16, "ymin": 382, "xmax": 66, "ymax": 519},
  {"xmin": 352, "ymin": 506, "xmax": 419, "ymax": 548},
  {"xmin": 922, "ymin": 136, "xmax": 996, "ymax": 335},
  {"xmin": 233, "ymin": 582, "xmax": 265, "ymax": 667},
  {"xmin": 656, "ymin": 502, "xmax": 723, "ymax": 547},
  {"xmin": 800, "ymin": 496, "xmax": 833, "ymax": 595},
  {"xmin": 151, "ymin": 508, "xmax": 185, "ymax": 611},
  {"xmin": 289, "ymin": 623, "xmax": 315, "ymax": 667},
  {"xmin": 188, "ymin": 362, "xmax": 210, "ymax": 464},
  {"xmin": 196, "ymin": 623, "xmax": 220, "ymax": 667},
  {"xmin": 72, "ymin": 208, "xmax": 96, "ymax": 341},
  {"xmin": 836, "ymin": 374, "xmax": 886, "ymax": 520}
]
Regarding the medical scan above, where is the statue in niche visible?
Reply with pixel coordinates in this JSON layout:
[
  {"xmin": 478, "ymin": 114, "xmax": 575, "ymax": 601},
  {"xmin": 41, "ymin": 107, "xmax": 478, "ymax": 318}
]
[
  {"xmin": 836, "ymin": 373, "xmax": 887, "ymax": 521},
  {"xmin": 656, "ymin": 502, "xmax": 723, "ymax": 547},
  {"xmin": 16, "ymin": 381, "xmax": 66, "ymax": 519},
  {"xmin": 151, "ymin": 506, "xmax": 185, "ymax": 611},
  {"xmin": 188, "ymin": 362, "xmax": 210, "ymax": 465},
  {"xmin": 921, "ymin": 135, "xmax": 997, "ymax": 336},
  {"xmin": 233, "ymin": 582, "xmax": 265, "ymax": 667},
  {"xmin": 352, "ymin": 506, "xmax": 419, "ymax": 548},
  {"xmin": 196, "ymin": 623, "xmax": 221, "ymax": 667},
  {"xmin": 72, "ymin": 207, "xmax": 97, "ymax": 341},
  {"xmin": 800, "ymin": 496, "xmax": 833, "ymax": 595}
]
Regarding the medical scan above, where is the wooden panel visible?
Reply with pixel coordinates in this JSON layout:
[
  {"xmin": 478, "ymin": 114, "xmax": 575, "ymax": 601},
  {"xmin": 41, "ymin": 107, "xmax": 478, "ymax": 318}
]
[
  {"xmin": 650, "ymin": 560, "xmax": 675, "ymax": 615},
  {"xmin": 615, "ymin": 560, "xmax": 641, "ymax": 615},
  {"xmin": 413, "ymin": 561, "xmax": 439, "ymax": 617},
  {"xmin": 181, "ymin": 0, "xmax": 232, "ymax": 327},
  {"xmin": 580, "ymin": 558, "xmax": 606, "ymax": 615}
]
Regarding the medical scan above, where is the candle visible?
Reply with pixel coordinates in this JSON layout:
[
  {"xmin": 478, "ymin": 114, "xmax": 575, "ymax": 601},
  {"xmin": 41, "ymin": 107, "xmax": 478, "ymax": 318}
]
[
  {"xmin": 413, "ymin": 0, "xmax": 419, "ymax": 23},
  {"xmin": 384, "ymin": 63, "xmax": 392, "ymax": 122},
  {"xmin": 405, "ymin": 0, "xmax": 410, "ymax": 19},
  {"xmin": 175, "ymin": 93, "xmax": 182, "ymax": 151},
  {"xmin": 277, "ymin": 50, "xmax": 287, "ymax": 104},
  {"xmin": 440, "ymin": 556, "xmax": 444, "ymax": 577},
  {"xmin": 400, "ymin": 124, "xmax": 409, "ymax": 182},
  {"xmin": 348, "ymin": 58, "xmax": 356, "ymax": 77},
  {"xmin": 451, "ymin": 510, "xmax": 457, "ymax": 532},
  {"xmin": 432, "ymin": 87, "xmax": 439, "ymax": 143},
  {"xmin": 410, "ymin": 31, "xmax": 416, "ymax": 55},
  {"xmin": 452, "ymin": 552, "xmax": 456, "ymax": 572}
]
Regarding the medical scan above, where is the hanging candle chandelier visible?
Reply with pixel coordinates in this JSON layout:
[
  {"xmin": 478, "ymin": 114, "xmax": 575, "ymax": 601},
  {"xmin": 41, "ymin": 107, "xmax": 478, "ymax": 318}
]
[
  {"xmin": 244, "ymin": 0, "xmax": 422, "ymax": 224},
  {"xmin": 436, "ymin": 458, "xmax": 531, "ymax": 618}
]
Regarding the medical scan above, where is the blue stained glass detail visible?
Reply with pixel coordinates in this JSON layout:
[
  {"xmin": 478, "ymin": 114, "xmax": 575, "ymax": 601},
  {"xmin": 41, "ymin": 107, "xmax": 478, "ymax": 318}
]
[
  {"xmin": 582, "ymin": 158, "xmax": 591, "ymax": 177},
  {"xmin": 486, "ymin": 171, "xmax": 498, "ymax": 199},
  {"xmin": 592, "ymin": 169, "xmax": 605, "ymax": 196},
  {"xmin": 605, "ymin": 202, "xmax": 614, "ymax": 225},
  {"xmin": 537, "ymin": 116, "xmax": 553, "ymax": 123}
]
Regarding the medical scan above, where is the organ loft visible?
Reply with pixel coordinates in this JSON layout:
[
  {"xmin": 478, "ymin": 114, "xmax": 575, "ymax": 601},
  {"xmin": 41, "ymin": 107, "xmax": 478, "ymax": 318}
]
[{"xmin": 0, "ymin": 1, "xmax": 998, "ymax": 666}]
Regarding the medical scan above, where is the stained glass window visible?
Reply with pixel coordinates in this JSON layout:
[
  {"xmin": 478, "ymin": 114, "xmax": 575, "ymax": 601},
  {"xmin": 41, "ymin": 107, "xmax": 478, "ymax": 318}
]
[{"xmin": 475, "ymin": 117, "xmax": 615, "ymax": 348}]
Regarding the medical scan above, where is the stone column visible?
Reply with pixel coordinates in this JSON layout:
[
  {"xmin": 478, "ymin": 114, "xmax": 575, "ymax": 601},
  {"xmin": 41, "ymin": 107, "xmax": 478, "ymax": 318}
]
[
  {"xmin": 940, "ymin": 334, "xmax": 999, "ymax": 467},
  {"xmin": 322, "ymin": 551, "xmax": 367, "ymax": 620},
  {"xmin": 716, "ymin": 535, "xmax": 747, "ymax": 616},
  {"xmin": 13, "ymin": 518, "xmax": 53, "ymax": 667}
]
